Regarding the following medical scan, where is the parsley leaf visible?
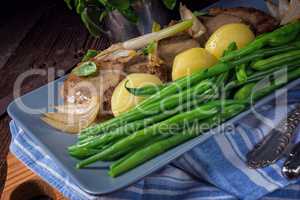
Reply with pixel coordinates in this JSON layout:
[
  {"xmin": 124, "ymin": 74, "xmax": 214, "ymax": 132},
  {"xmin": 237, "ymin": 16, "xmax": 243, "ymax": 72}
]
[{"xmin": 73, "ymin": 61, "xmax": 97, "ymax": 77}]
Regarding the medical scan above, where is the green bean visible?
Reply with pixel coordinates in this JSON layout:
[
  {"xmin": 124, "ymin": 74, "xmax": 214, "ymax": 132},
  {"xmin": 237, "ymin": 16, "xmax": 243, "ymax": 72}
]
[
  {"xmin": 223, "ymin": 42, "xmax": 238, "ymax": 57},
  {"xmin": 76, "ymin": 100, "xmax": 239, "ymax": 168},
  {"xmin": 109, "ymin": 103, "xmax": 246, "ymax": 177},
  {"xmin": 77, "ymin": 111, "xmax": 170, "ymax": 143},
  {"xmin": 251, "ymin": 50, "xmax": 300, "ymax": 70},
  {"xmin": 235, "ymin": 64, "xmax": 247, "ymax": 83},
  {"xmin": 68, "ymin": 147, "xmax": 101, "ymax": 159},
  {"xmin": 226, "ymin": 41, "xmax": 247, "ymax": 83},
  {"xmin": 234, "ymin": 83, "xmax": 256, "ymax": 100},
  {"xmin": 69, "ymin": 141, "xmax": 116, "ymax": 159},
  {"xmin": 216, "ymin": 72, "xmax": 229, "ymax": 87},
  {"xmin": 221, "ymin": 21, "xmax": 300, "ymax": 62},
  {"xmin": 233, "ymin": 43, "xmax": 300, "ymax": 66},
  {"xmin": 252, "ymin": 66, "xmax": 300, "ymax": 101},
  {"xmin": 269, "ymin": 26, "xmax": 300, "ymax": 46},
  {"xmin": 109, "ymin": 133, "xmax": 193, "ymax": 177},
  {"xmin": 125, "ymin": 82, "xmax": 167, "ymax": 97},
  {"xmin": 247, "ymin": 62, "xmax": 296, "ymax": 80},
  {"xmin": 109, "ymin": 134, "xmax": 171, "ymax": 170}
]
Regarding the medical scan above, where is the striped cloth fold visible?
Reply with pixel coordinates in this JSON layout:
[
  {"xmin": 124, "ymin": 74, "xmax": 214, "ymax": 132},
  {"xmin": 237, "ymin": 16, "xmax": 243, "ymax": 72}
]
[{"xmin": 9, "ymin": 85, "xmax": 300, "ymax": 200}]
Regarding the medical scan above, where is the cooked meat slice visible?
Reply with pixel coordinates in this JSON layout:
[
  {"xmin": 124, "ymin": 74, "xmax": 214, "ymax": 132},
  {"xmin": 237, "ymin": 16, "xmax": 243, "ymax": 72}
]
[
  {"xmin": 201, "ymin": 14, "xmax": 243, "ymax": 36},
  {"xmin": 61, "ymin": 61, "xmax": 125, "ymax": 116},
  {"xmin": 102, "ymin": 86, "xmax": 115, "ymax": 117},
  {"xmin": 158, "ymin": 33, "xmax": 200, "ymax": 67},
  {"xmin": 208, "ymin": 7, "xmax": 279, "ymax": 35},
  {"xmin": 125, "ymin": 55, "xmax": 170, "ymax": 81},
  {"xmin": 61, "ymin": 54, "xmax": 169, "ymax": 117}
]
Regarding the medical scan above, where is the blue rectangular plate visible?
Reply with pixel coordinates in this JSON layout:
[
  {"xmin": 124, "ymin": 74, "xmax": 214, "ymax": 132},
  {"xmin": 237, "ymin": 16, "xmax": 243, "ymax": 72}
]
[{"xmin": 7, "ymin": 0, "xmax": 290, "ymax": 195}]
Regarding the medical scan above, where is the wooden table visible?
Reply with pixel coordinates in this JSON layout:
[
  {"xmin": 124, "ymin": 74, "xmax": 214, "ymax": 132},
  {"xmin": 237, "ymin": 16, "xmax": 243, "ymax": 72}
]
[
  {"xmin": 0, "ymin": 0, "xmax": 216, "ymax": 198},
  {"xmin": 0, "ymin": 0, "xmax": 109, "ymax": 198},
  {"xmin": 2, "ymin": 153, "xmax": 67, "ymax": 200}
]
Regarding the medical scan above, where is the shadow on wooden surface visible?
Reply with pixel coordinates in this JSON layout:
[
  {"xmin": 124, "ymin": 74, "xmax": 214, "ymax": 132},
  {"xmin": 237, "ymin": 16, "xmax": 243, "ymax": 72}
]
[{"xmin": 2, "ymin": 153, "xmax": 67, "ymax": 200}]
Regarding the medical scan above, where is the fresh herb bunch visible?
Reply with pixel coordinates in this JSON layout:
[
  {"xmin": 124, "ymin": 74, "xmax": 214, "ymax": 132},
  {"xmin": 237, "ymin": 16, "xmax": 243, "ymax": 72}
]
[{"xmin": 64, "ymin": 0, "xmax": 178, "ymax": 37}]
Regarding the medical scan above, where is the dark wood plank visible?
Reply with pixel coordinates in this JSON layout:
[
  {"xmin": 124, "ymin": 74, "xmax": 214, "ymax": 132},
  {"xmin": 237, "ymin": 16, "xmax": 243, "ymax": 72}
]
[
  {"xmin": 0, "ymin": 1, "xmax": 51, "ymax": 69},
  {"xmin": 0, "ymin": 2, "xmax": 108, "ymax": 101},
  {"xmin": 0, "ymin": 115, "xmax": 10, "ymax": 198},
  {"xmin": 0, "ymin": 0, "xmax": 109, "ymax": 198},
  {"xmin": 0, "ymin": 159, "xmax": 7, "ymax": 197}
]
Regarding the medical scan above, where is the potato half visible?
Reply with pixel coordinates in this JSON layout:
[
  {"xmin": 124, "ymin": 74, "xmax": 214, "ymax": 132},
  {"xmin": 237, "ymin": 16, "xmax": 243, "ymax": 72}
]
[
  {"xmin": 172, "ymin": 48, "xmax": 217, "ymax": 80},
  {"xmin": 205, "ymin": 23, "xmax": 255, "ymax": 58},
  {"xmin": 111, "ymin": 73, "xmax": 162, "ymax": 116}
]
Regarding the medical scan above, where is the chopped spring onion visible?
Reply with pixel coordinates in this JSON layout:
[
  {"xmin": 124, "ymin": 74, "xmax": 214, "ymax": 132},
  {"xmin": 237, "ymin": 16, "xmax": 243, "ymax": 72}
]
[{"xmin": 122, "ymin": 19, "xmax": 193, "ymax": 50}]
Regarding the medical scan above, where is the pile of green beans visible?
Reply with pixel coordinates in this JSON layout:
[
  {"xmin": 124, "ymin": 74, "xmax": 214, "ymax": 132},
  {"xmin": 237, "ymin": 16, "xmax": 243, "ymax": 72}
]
[
  {"xmin": 76, "ymin": 100, "xmax": 246, "ymax": 168},
  {"xmin": 109, "ymin": 103, "xmax": 246, "ymax": 177},
  {"xmin": 68, "ymin": 21, "xmax": 300, "ymax": 177},
  {"xmin": 69, "ymin": 89, "xmax": 216, "ymax": 157}
]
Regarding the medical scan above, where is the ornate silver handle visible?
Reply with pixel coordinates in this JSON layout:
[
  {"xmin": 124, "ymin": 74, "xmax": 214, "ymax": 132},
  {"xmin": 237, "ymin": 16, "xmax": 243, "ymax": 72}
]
[
  {"xmin": 282, "ymin": 141, "xmax": 300, "ymax": 179},
  {"xmin": 246, "ymin": 105, "xmax": 300, "ymax": 169}
]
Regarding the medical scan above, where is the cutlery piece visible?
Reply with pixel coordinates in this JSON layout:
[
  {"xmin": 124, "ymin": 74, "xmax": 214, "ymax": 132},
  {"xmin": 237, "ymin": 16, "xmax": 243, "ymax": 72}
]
[
  {"xmin": 282, "ymin": 142, "xmax": 300, "ymax": 179},
  {"xmin": 246, "ymin": 105, "xmax": 300, "ymax": 169}
]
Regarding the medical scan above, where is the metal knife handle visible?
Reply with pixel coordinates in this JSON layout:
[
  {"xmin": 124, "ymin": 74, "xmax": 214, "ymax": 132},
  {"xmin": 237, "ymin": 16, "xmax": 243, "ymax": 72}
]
[
  {"xmin": 282, "ymin": 142, "xmax": 300, "ymax": 179},
  {"xmin": 247, "ymin": 105, "xmax": 300, "ymax": 169}
]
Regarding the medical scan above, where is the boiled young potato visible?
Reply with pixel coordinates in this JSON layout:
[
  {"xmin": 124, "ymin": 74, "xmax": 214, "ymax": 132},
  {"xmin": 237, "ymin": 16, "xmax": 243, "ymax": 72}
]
[
  {"xmin": 111, "ymin": 73, "xmax": 162, "ymax": 116},
  {"xmin": 205, "ymin": 23, "xmax": 255, "ymax": 58},
  {"xmin": 172, "ymin": 48, "xmax": 217, "ymax": 80}
]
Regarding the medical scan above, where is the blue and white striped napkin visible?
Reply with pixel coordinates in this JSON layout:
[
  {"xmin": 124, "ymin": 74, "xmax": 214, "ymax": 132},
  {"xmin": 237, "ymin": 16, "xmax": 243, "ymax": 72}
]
[{"xmin": 9, "ymin": 85, "xmax": 300, "ymax": 200}]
